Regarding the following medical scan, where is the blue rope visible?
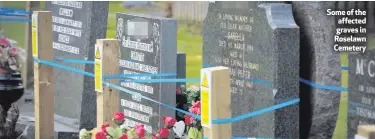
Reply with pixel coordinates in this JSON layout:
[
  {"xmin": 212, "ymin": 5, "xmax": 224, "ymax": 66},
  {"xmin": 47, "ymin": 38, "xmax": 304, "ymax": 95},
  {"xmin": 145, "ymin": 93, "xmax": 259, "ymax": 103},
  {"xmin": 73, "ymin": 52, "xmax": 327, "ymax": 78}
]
[
  {"xmin": 33, "ymin": 58, "xmax": 300, "ymax": 139},
  {"xmin": 120, "ymin": 78, "xmax": 200, "ymax": 83},
  {"xmin": 53, "ymin": 57, "xmax": 94, "ymax": 64},
  {"xmin": 103, "ymin": 73, "xmax": 176, "ymax": 79},
  {"xmin": 299, "ymin": 78, "xmax": 348, "ymax": 92}
]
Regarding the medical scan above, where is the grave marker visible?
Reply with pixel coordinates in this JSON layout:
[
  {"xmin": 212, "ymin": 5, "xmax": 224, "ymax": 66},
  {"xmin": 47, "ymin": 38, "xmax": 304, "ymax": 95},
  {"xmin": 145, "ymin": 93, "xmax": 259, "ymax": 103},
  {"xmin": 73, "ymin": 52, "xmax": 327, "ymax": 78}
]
[
  {"xmin": 291, "ymin": 2, "xmax": 341, "ymax": 138},
  {"xmin": 45, "ymin": 1, "xmax": 109, "ymax": 129},
  {"xmin": 203, "ymin": 2, "xmax": 299, "ymax": 138},
  {"xmin": 348, "ymin": 49, "xmax": 375, "ymax": 138},
  {"xmin": 116, "ymin": 13, "xmax": 177, "ymax": 133}
]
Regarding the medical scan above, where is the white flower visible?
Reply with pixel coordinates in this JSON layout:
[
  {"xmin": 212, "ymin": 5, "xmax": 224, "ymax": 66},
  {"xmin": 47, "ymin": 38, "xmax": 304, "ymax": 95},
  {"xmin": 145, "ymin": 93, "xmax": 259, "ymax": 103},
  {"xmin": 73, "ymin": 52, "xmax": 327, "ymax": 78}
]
[
  {"xmin": 79, "ymin": 129, "xmax": 87, "ymax": 139},
  {"xmin": 120, "ymin": 124, "xmax": 131, "ymax": 130},
  {"xmin": 188, "ymin": 85, "xmax": 200, "ymax": 92}
]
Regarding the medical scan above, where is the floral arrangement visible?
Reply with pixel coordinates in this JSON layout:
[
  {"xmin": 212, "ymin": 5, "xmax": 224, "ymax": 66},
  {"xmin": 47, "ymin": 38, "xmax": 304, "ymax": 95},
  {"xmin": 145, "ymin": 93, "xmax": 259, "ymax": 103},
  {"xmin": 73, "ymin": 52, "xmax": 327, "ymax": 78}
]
[
  {"xmin": 184, "ymin": 101, "xmax": 203, "ymax": 139},
  {"xmin": 176, "ymin": 85, "xmax": 203, "ymax": 139},
  {"xmin": 79, "ymin": 112, "xmax": 176, "ymax": 139}
]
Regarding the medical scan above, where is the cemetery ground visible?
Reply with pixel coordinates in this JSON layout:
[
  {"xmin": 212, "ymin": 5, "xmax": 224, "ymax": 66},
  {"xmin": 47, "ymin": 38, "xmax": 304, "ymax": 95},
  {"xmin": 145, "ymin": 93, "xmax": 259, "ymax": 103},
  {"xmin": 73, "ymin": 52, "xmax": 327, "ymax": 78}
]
[{"xmin": 1, "ymin": 1, "xmax": 375, "ymax": 139}]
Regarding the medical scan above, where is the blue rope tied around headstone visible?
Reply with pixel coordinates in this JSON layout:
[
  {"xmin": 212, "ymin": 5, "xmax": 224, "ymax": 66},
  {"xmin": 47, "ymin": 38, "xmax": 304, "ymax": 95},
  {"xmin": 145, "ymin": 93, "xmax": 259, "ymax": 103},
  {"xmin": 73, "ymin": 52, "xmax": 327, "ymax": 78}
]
[
  {"xmin": 34, "ymin": 58, "xmax": 94, "ymax": 77},
  {"xmin": 32, "ymin": 57, "xmax": 300, "ymax": 125},
  {"xmin": 53, "ymin": 57, "xmax": 94, "ymax": 64},
  {"xmin": 204, "ymin": 63, "xmax": 348, "ymax": 92},
  {"xmin": 104, "ymin": 73, "xmax": 177, "ymax": 79},
  {"xmin": 0, "ymin": 8, "xmax": 32, "ymax": 14},
  {"xmin": 0, "ymin": 12, "xmax": 29, "ymax": 16},
  {"xmin": 120, "ymin": 78, "xmax": 200, "ymax": 83},
  {"xmin": 299, "ymin": 78, "xmax": 348, "ymax": 92}
]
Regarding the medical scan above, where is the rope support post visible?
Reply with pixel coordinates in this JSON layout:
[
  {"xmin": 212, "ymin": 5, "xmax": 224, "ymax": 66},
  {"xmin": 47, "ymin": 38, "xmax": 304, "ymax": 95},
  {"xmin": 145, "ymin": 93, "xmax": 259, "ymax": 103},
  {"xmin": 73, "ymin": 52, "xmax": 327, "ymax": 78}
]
[
  {"xmin": 95, "ymin": 39, "xmax": 120, "ymax": 127},
  {"xmin": 32, "ymin": 11, "xmax": 54, "ymax": 139},
  {"xmin": 201, "ymin": 66, "xmax": 232, "ymax": 139}
]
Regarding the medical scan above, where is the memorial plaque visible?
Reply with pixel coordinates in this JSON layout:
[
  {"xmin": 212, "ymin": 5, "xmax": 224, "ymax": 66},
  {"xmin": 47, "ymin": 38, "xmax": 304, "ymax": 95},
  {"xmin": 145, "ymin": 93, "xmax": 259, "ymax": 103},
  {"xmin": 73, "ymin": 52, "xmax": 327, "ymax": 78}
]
[
  {"xmin": 116, "ymin": 13, "xmax": 177, "ymax": 133},
  {"xmin": 45, "ymin": 1, "xmax": 109, "ymax": 129},
  {"xmin": 203, "ymin": 2, "xmax": 299, "ymax": 138},
  {"xmin": 348, "ymin": 49, "xmax": 375, "ymax": 138}
]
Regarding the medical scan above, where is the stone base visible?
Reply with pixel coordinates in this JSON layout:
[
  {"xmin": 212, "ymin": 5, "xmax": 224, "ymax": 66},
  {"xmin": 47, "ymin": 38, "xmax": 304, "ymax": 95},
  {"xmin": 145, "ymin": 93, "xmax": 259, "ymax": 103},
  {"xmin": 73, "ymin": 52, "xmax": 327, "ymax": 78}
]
[
  {"xmin": 17, "ymin": 90, "xmax": 80, "ymax": 139},
  {"xmin": 16, "ymin": 114, "xmax": 79, "ymax": 139}
]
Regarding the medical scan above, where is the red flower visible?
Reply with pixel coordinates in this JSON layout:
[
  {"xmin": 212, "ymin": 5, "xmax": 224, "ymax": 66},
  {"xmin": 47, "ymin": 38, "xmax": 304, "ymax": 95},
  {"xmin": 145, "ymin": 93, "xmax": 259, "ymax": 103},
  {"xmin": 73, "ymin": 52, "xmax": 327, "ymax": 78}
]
[
  {"xmin": 184, "ymin": 114, "xmax": 193, "ymax": 125},
  {"xmin": 101, "ymin": 122, "xmax": 110, "ymax": 133},
  {"xmin": 119, "ymin": 133, "xmax": 128, "ymax": 139},
  {"xmin": 135, "ymin": 124, "xmax": 145, "ymax": 137},
  {"xmin": 162, "ymin": 116, "xmax": 176, "ymax": 126},
  {"xmin": 159, "ymin": 127, "xmax": 170, "ymax": 138},
  {"xmin": 0, "ymin": 38, "xmax": 10, "ymax": 47},
  {"xmin": 189, "ymin": 107, "xmax": 201, "ymax": 115},
  {"xmin": 114, "ymin": 112, "xmax": 125, "ymax": 121},
  {"xmin": 191, "ymin": 101, "xmax": 201, "ymax": 108},
  {"xmin": 95, "ymin": 131, "xmax": 107, "ymax": 139},
  {"xmin": 151, "ymin": 135, "xmax": 158, "ymax": 139},
  {"xmin": 176, "ymin": 88, "xmax": 182, "ymax": 94}
]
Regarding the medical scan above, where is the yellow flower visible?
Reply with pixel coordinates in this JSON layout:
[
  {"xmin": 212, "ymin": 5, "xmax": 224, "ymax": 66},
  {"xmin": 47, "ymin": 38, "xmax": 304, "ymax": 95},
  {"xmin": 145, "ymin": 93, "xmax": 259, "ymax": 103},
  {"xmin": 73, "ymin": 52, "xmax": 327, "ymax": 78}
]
[{"xmin": 91, "ymin": 128, "xmax": 97, "ymax": 139}]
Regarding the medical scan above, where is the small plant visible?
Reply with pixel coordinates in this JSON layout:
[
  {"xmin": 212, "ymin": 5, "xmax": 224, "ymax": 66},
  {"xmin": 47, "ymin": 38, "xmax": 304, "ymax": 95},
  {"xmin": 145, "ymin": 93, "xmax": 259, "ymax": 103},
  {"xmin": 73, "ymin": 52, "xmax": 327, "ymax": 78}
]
[
  {"xmin": 79, "ymin": 112, "xmax": 176, "ymax": 139},
  {"xmin": 186, "ymin": 85, "xmax": 200, "ymax": 106}
]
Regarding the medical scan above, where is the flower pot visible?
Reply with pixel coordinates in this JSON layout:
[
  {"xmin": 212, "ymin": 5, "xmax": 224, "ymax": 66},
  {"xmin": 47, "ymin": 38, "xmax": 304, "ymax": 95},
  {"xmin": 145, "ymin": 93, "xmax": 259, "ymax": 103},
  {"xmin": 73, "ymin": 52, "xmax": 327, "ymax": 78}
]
[{"xmin": 0, "ymin": 72, "xmax": 24, "ymax": 105}]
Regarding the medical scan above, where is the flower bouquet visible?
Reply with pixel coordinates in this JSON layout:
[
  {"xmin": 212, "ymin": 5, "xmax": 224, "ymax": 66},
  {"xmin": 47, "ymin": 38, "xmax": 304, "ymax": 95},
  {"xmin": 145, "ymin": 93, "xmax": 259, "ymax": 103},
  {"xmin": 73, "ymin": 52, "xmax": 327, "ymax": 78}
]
[
  {"xmin": 184, "ymin": 101, "xmax": 203, "ymax": 139},
  {"xmin": 79, "ymin": 112, "xmax": 177, "ymax": 139}
]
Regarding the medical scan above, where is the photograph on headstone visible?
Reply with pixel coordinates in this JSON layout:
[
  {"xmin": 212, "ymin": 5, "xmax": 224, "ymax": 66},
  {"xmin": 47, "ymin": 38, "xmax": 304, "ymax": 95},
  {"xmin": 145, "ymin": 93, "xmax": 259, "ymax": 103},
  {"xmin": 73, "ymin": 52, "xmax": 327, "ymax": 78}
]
[
  {"xmin": 116, "ymin": 13, "xmax": 177, "ymax": 134},
  {"xmin": 203, "ymin": 2, "xmax": 299, "ymax": 138}
]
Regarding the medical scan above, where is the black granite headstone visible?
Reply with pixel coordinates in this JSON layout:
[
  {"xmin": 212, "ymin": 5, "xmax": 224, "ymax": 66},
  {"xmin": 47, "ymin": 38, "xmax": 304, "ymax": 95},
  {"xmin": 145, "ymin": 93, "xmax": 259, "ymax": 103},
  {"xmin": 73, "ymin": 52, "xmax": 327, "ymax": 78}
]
[
  {"xmin": 348, "ymin": 49, "xmax": 375, "ymax": 138},
  {"xmin": 116, "ymin": 13, "xmax": 177, "ymax": 133},
  {"xmin": 45, "ymin": 1, "xmax": 109, "ymax": 129},
  {"xmin": 203, "ymin": 2, "xmax": 299, "ymax": 138},
  {"xmin": 176, "ymin": 52, "xmax": 186, "ymax": 89}
]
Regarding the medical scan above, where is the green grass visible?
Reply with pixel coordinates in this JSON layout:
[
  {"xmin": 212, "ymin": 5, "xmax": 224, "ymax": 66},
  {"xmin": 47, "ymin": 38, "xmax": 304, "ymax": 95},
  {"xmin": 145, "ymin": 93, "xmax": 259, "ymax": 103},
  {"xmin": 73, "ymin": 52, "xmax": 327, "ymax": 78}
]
[{"xmin": 1, "ymin": 2, "xmax": 27, "ymax": 49}]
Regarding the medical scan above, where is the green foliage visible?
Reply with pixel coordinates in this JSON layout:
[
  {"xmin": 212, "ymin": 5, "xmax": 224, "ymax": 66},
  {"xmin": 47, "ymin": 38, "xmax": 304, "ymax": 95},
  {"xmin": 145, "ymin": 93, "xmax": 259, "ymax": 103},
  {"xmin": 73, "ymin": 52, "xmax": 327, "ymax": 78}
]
[
  {"xmin": 186, "ymin": 85, "xmax": 200, "ymax": 106},
  {"xmin": 106, "ymin": 127, "xmax": 123, "ymax": 138},
  {"xmin": 188, "ymin": 127, "xmax": 202, "ymax": 139}
]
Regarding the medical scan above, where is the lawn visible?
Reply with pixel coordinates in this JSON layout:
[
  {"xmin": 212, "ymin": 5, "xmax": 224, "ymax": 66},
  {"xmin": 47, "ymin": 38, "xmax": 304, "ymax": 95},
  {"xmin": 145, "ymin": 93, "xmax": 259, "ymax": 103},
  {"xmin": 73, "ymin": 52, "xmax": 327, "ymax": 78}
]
[{"xmin": 2, "ymin": 1, "xmax": 372, "ymax": 139}]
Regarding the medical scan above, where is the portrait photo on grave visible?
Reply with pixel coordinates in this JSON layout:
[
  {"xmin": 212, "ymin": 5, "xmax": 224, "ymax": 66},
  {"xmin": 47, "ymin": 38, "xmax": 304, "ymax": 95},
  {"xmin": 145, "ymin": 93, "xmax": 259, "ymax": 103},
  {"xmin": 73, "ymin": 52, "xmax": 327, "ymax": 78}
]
[{"xmin": 1, "ymin": 1, "xmax": 375, "ymax": 139}]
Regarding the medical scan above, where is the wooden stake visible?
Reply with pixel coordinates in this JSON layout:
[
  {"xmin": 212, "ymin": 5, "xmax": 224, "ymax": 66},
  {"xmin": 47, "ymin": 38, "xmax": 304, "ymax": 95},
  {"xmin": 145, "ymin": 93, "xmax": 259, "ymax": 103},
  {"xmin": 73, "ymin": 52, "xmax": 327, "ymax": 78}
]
[
  {"xmin": 201, "ymin": 66, "xmax": 232, "ymax": 139},
  {"xmin": 357, "ymin": 125, "xmax": 375, "ymax": 139},
  {"xmin": 33, "ymin": 11, "xmax": 54, "ymax": 139},
  {"xmin": 96, "ymin": 39, "xmax": 120, "ymax": 127}
]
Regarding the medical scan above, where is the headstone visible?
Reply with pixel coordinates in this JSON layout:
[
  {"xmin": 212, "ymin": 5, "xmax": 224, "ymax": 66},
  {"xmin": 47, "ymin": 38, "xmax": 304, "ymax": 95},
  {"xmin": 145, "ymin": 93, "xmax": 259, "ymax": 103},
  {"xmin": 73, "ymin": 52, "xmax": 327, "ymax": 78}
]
[
  {"xmin": 116, "ymin": 13, "xmax": 177, "ymax": 134},
  {"xmin": 176, "ymin": 52, "xmax": 186, "ymax": 122},
  {"xmin": 348, "ymin": 49, "xmax": 375, "ymax": 138},
  {"xmin": 203, "ymin": 2, "xmax": 299, "ymax": 138},
  {"xmin": 176, "ymin": 52, "xmax": 186, "ymax": 88},
  {"xmin": 45, "ymin": 1, "xmax": 109, "ymax": 129},
  {"xmin": 291, "ymin": 2, "xmax": 341, "ymax": 138}
]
